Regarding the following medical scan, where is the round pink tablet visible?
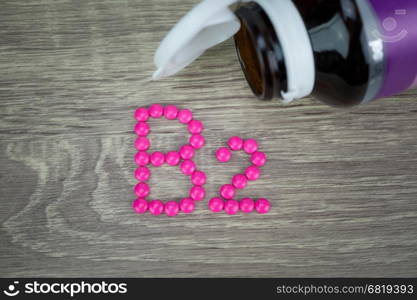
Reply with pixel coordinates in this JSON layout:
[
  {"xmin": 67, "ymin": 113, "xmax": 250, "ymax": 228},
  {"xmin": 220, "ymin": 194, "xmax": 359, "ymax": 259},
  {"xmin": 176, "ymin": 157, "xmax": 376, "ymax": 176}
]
[
  {"xmin": 188, "ymin": 119, "xmax": 203, "ymax": 134},
  {"xmin": 134, "ymin": 166, "xmax": 151, "ymax": 182},
  {"xmin": 191, "ymin": 170, "xmax": 206, "ymax": 186},
  {"xmin": 134, "ymin": 136, "xmax": 150, "ymax": 151},
  {"xmin": 164, "ymin": 105, "xmax": 178, "ymax": 120},
  {"xmin": 178, "ymin": 109, "xmax": 193, "ymax": 124},
  {"xmin": 135, "ymin": 151, "xmax": 150, "ymax": 166},
  {"xmin": 245, "ymin": 165, "xmax": 261, "ymax": 181},
  {"xmin": 134, "ymin": 182, "xmax": 150, "ymax": 198},
  {"xmin": 134, "ymin": 107, "xmax": 149, "ymax": 122},
  {"xmin": 224, "ymin": 199, "xmax": 239, "ymax": 215},
  {"xmin": 165, "ymin": 201, "xmax": 180, "ymax": 216},
  {"xmin": 134, "ymin": 121, "xmax": 150, "ymax": 136},
  {"xmin": 180, "ymin": 198, "xmax": 195, "ymax": 214},
  {"xmin": 190, "ymin": 185, "xmax": 205, "ymax": 201},
  {"xmin": 150, "ymin": 151, "xmax": 165, "ymax": 167},
  {"xmin": 239, "ymin": 198, "xmax": 255, "ymax": 213},
  {"xmin": 208, "ymin": 197, "xmax": 224, "ymax": 213},
  {"xmin": 232, "ymin": 174, "xmax": 248, "ymax": 189},
  {"xmin": 165, "ymin": 151, "xmax": 181, "ymax": 166},
  {"xmin": 251, "ymin": 151, "xmax": 267, "ymax": 166},
  {"xmin": 132, "ymin": 198, "xmax": 148, "ymax": 214},
  {"xmin": 216, "ymin": 147, "xmax": 231, "ymax": 163},
  {"xmin": 149, "ymin": 200, "xmax": 164, "ymax": 216},
  {"xmin": 228, "ymin": 136, "xmax": 243, "ymax": 151},
  {"xmin": 255, "ymin": 198, "xmax": 271, "ymax": 214},
  {"xmin": 180, "ymin": 159, "xmax": 196, "ymax": 176},
  {"xmin": 189, "ymin": 134, "xmax": 205, "ymax": 149},
  {"xmin": 243, "ymin": 139, "xmax": 258, "ymax": 154},
  {"xmin": 220, "ymin": 184, "xmax": 236, "ymax": 200},
  {"xmin": 149, "ymin": 104, "xmax": 164, "ymax": 118},
  {"xmin": 179, "ymin": 144, "xmax": 195, "ymax": 160}
]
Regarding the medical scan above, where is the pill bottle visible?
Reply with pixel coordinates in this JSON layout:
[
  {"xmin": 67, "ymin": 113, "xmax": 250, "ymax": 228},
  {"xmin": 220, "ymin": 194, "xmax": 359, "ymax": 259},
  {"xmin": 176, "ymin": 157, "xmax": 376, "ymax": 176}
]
[{"xmin": 153, "ymin": 0, "xmax": 417, "ymax": 107}]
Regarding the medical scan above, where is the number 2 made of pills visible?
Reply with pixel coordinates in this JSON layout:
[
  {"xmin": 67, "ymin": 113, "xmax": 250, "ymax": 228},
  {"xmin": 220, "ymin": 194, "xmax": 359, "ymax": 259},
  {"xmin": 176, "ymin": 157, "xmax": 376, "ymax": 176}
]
[{"xmin": 132, "ymin": 104, "xmax": 271, "ymax": 217}]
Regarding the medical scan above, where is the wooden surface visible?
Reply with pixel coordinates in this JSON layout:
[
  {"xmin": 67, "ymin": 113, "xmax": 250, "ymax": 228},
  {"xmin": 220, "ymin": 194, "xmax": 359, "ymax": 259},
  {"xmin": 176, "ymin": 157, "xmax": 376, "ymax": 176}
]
[{"xmin": 1, "ymin": 0, "xmax": 417, "ymax": 278}]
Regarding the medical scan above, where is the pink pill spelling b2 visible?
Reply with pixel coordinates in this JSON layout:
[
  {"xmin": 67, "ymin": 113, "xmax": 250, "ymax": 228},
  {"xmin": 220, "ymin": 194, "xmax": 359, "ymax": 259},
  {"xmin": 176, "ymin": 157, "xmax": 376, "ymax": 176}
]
[
  {"xmin": 190, "ymin": 185, "xmax": 205, "ymax": 201},
  {"xmin": 239, "ymin": 198, "xmax": 255, "ymax": 213},
  {"xmin": 216, "ymin": 147, "xmax": 231, "ymax": 163},
  {"xmin": 134, "ymin": 182, "xmax": 150, "ymax": 198},
  {"xmin": 179, "ymin": 144, "xmax": 195, "ymax": 160},
  {"xmin": 232, "ymin": 174, "xmax": 248, "ymax": 189},
  {"xmin": 164, "ymin": 105, "xmax": 178, "ymax": 120},
  {"xmin": 243, "ymin": 139, "xmax": 258, "ymax": 154},
  {"xmin": 180, "ymin": 198, "xmax": 195, "ymax": 214},
  {"xmin": 189, "ymin": 134, "xmax": 205, "ymax": 149},
  {"xmin": 150, "ymin": 151, "xmax": 165, "ymax": 167},
  {"xmin": 228, "ymin": 136, "xmax": 243, "ymax": 151},
  {"xmin": 149, "ymin": 104, "xmax": 164, "ymax": 118},
  {"xmin": 149, "ymin": 199, "xmax": 164, "ymax": 216},
  {"xmin": 251, "ymin": 151, "xmax": 267, "ymax": 166},
  {"xmin": 135, "ymin": 151, "xmax": 150, "ymax": 166},
  {"xmin": 134, "ymin": 136, "xmax": 150, "ymax": 151},
  {"xmin": 188, "ymin": 119, "xmax": 203, "ymax": 134},
  {"xmin": 220, "ymin": 184, "xmax": 236, "ymax": 200},
  {"xmin": 181, "ymin": 159, "xmax": 196, "ymax": 175},
  {"xmin": 178, "ymin": 109, "xmax": 193, "ymax": 124},
  {"xmin": 134, "ymin": 107, "xmax": 149, "ymax": 122},
  {"xmin": 134, "ymin": 166, "xmax": 151, "ymax": 182},
  {"xmin": 164, "ymin": 201, "xmax": 180, "ymax": 216},
  {"xmin": 245, "ymin": 165, "xmax": 261, "ymax": 181},
  {"xmin": 224, "ymin": 199, "xmax": 239, "ymax": 215},
  {"xmin": 165, "ymin": 151, "xmax": 181, "ymax": 166},
  {"xmin": 255, "ymin": 198, "xmax": 271, "ymax": 214},
  {"xmin": 132, "ymin": 198, "xmax": 148, "ymax": 214},
  {"xmin": 191, "ymin": 170, "xmax": 206, "ymax": 186},
  {"xmin": 134, "ymin": 121, "xmax": 150, "ymax": 136},
  {"xmin": 208, "ymin": 197, "xmax": 224, "ymax": 213}
]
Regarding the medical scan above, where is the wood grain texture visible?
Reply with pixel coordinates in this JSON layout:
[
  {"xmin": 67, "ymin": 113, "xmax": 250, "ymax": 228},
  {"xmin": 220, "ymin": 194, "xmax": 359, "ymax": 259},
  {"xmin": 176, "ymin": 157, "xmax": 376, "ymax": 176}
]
[{"xmin": 1, "ymin": 0, "xmax": 417, "ymax": 277}]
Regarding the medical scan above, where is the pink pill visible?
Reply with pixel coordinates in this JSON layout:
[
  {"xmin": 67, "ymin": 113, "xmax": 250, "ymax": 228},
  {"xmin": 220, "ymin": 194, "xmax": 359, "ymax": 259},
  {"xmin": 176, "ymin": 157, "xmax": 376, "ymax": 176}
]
[
  {"xmin": 134, "ymin": 121, "xmax": 150, "ymax": 136},
  {"xmin": 135, "ymin": 151, "xmax": 150, "ymax": 166},
  {"xmin": 179, "ymin": 144, "xmax": 195, "ymax": 160},
  {"xmin": 178, "ymin": 109, "xmax": 193, "ymax": 124},
  {"xmin": 134, "ymin": 166, "xmax": 151, "ymax": 182},
  {"xmin": 243, "ymin": 139, "xmax": 258, "ymax": 154},
  {"xmin": 191, "ymin": 170, "xmax": 206, "ymax": 186},
  {"xmin": 255, "ymin": 198, "xmax": 271, "ymax": 214},
  {"xmin": 180, "ymin": 159, "xmax": 196, "ymax": 176},
  {"xmin": 164, "ymin": 105, "xmax": 178, "ymax": 120},
  {"xmin": 224, "ymin": 199, "xmax": 239, "ymax": 215},
  {"xmin": 132, "ymin": 198, "xmax": 148, "ymax": 214},
  {"xmin": 190, "ymin": 185, "xmax": 205, "ymax": 201},
  {"xmin": 166, "ymin": 151, "xmax": 181, "ymax": 166},
  {"xmin": 188, "ymin": 119, "xmax": 203, "ymax": 134},
  {"xmin": 228, "ymin": 136, "xmax": 243, "ymax": 151},
  {"xmin": 216, "ymin": 147, "xmax": 231, "ymax": 163},
  {"xmin": 245, "ymin": 165, "xmax": 261, "ymax": 181},
  {"xmin": 189, "ymin": 134, "xmax": 205, "ymax": 149},
  {"xmin": 239, "ymin": 198, "xmax": 255, "ymax": 213},
  {"xmin": 134, "ymin": 136, "xmax": 150, "ymax": 151},
  {"xmin": 208, "ymin": 197, "xmax": 224, "ymax": 213},
  {"xmin": 251, "ymin": 151, "xmax": 267, "ymax": 166},
  {"xmin": 149, "ymin": 199, "xmax": 164, "ymax": 216},
  {"xmin": 180, "ymin": 198, "xmax": 195, "ymax": 214},
  {"xmin": 149, "ymin": 103, "xmax": 164, "ymax": 118},
  {"xmin": 134, "ymin": 107, "xmax": 149, "ymax": 122},
  {"xmin": 220, "ymin": 184, "xmax": 236, "ymax": 200},
  {"xmin": 165, "ymin": 201, "xmax": 180, "ymax": 216},
  {"xmin": 150, "ymin": 151, "xmax": 165, "ymax": 167},
  {"xmin": 134, "ymin": 182, "xmax": 150, "ymax": 198},
  {"xmin": 232, "ymin": 174, "xmax": 248, "ymax": 189}
]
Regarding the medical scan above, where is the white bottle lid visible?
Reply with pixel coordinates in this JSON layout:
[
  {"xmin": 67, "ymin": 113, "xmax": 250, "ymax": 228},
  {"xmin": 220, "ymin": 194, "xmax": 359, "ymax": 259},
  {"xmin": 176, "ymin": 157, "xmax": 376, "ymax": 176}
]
[{"xmin": 153, "ymin": 0, "xmax": 315, "ymax": 102}]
